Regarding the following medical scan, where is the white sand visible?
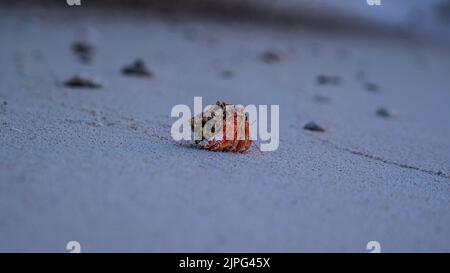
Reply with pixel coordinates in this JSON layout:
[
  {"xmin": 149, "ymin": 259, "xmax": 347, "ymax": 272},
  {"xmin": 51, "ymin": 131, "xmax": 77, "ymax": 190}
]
[{"xmin": 0, "ymin": 2, "xmax": 449, "ymax": 252}]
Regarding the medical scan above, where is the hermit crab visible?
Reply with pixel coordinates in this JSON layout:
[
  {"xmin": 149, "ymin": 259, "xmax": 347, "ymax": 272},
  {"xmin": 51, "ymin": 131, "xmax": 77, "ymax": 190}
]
[{"xmin": 190, "ymin": 101, "xmax": 252, "ymax": 152}]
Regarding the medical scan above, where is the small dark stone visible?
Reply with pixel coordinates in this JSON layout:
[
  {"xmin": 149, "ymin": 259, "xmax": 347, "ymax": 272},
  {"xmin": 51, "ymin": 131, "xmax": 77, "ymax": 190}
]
[
  {"xmin": 376, "ymin": 107, "xmax": 394, "ymax": 118},
  {"xmin": 365, "ymin": 82, "xmax": 381, "ymax": 92},
  {"xmin": 63, "ymin": 76, "xmax": 102, "ymax": 89},
  {"xmin": 3, "ymin": 101, "xmax": 7, "ymax": 106},
  {"xmin": 304, "ymin": 121, "xmax": 325, "ymax": 132},
  {"xmin": 317, "ymin": 75, "xmax": 341, "ymax": 85},
  {"xmin": 71, "ymin": 41, "xmax": 95, "ymax": 64},
  {"xmin": 313, "ymin": 95, "xmax": 332, "ymax": 104},
  {"xmin": 121, "ymin": 59, "xmax": 153, "ymax": 77},
  {"xmin": 261, "ymin": 51, "xmax": 281, "ymax": 64},
  {"xmin": 220, "ymin": 70, "xmax": 234, "ymax": 79},
  {"xmin": 87, "ymin": 121, "xmax": 103, "ymax": 128},
  {"xmin": 129, "ymin": 124, "xmax": 139, "ymax": 131}
]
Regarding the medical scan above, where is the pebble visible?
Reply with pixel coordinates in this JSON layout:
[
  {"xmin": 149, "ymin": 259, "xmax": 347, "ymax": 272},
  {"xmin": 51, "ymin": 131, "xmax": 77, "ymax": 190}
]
[
  {"xmin": 220, "ymin": 70, "xmax": 234, "ymax": 79},
  {"xmin": 317, "ymin": 75, "xmax": 341, "ymax": 85},
  {"xmin": 376, "ymin": 107, "xmax": 395, "ymax": 118},
  {"xmin": 71, "ymin": 41, "xmax": 95, "ymax": 64},
  {"xmin": 313, "ymin": 95, "xmax": 332, "ymax": 104},
  {"xmin": 365, "ymin": 82, "xmax": 381, "ymax": 92},
  {"xmin": 63, "ymin": 76, "xmax": 102, "ymax": 89},
  {"xmin": 304, "ymin": 121, "xmax": 326, "ymax": 132},
  {"xmin": 261, "ymin": 51, "xmax": 281, "ymax": 64},
  {"xmin": 121, "ymin": 59, "xmax": 153, "ymax": 77}
]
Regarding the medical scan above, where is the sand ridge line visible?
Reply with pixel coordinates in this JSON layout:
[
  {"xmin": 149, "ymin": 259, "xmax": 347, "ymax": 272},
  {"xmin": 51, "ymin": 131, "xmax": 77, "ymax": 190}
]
[{"xmin": 320, "ymin": 139, "xmax": 450, "ymax": 180}]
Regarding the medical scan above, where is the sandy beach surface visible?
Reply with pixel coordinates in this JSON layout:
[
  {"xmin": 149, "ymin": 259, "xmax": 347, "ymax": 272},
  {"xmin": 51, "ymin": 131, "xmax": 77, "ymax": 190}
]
[{"xmin": 0, "ymin": 1, "xmax": 449, "ymax": 252}]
